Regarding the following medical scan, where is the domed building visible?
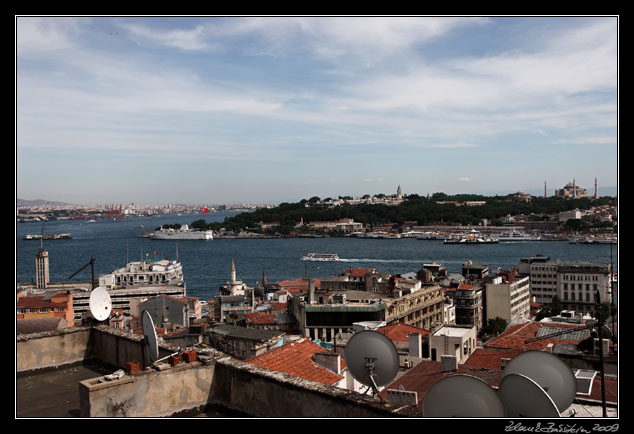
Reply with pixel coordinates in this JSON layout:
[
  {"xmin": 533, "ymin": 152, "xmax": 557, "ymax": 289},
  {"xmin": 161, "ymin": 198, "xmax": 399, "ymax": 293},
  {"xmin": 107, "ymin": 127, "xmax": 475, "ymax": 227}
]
[{"xmin": 555, "ymin": 179, "xmax": 589, "ymax": 199}]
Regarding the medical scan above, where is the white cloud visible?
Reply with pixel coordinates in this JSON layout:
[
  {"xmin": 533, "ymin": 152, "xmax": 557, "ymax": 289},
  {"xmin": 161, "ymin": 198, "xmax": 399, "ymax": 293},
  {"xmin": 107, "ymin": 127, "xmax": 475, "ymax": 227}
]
[
  {"xmin": 16, "ymin": 16, "xmax": 87, "ymax": 53},
  {"xmin": 458, "ymin": 177, "xmax": 472, "ymax": 183}
]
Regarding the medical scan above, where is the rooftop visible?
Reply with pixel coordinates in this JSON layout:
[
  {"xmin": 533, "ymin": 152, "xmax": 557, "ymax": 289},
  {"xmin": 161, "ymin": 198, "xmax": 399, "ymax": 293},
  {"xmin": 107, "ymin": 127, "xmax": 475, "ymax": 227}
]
[{"xmin": 244, "ymin": 339, "xmax": 344, "ymax": 386}]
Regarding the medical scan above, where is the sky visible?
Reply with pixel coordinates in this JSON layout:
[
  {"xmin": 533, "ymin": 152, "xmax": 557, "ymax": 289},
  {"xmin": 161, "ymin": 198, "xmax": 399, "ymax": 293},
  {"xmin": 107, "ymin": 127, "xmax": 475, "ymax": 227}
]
[{"xmin": 16, "ymin": 16, "xmax": 618, "ymax": 205}]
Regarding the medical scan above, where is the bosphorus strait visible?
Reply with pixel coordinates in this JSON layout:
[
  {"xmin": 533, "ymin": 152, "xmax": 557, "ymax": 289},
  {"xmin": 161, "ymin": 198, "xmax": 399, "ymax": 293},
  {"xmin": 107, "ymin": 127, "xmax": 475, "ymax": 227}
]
[{"xmin": 16, "ymin": 212, "xmax": 618, "ymax": 302}]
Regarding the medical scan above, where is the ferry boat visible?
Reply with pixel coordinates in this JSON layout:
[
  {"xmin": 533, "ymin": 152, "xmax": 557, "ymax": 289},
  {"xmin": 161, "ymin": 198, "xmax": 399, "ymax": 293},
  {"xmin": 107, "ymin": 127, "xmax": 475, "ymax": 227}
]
[
  {"xmin": 301, "ymin": 253, "xmax": 340, "ymax": 261},
  {"xmin": 496, "ymin": 230, "xmax": 538, "ymax": 242},
  {"xmin": 149, "ymin": 224, "xmax": 213, "ymax": 240},
  {"xmin": 444, "ymin": 230, "xmax": 498, "ymax": 244},
  {"xmin": 24, "ymin": 233, "xmax": 72, "ymax": 240}
]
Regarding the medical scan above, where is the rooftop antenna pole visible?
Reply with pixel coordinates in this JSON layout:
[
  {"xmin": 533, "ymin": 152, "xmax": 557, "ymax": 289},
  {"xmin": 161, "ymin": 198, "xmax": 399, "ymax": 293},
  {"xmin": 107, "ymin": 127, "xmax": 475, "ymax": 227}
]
[{"xmin": 595, "ymin": 291, "xmax": 607, "ymax": 417}]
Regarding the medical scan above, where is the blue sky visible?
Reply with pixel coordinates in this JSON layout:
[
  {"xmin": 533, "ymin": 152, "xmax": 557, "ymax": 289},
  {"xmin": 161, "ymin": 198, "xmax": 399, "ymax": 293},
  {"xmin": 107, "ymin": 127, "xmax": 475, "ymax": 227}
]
[{"xmin": 16, "ymin": 16, "xmax": 618, "ymax": 205}]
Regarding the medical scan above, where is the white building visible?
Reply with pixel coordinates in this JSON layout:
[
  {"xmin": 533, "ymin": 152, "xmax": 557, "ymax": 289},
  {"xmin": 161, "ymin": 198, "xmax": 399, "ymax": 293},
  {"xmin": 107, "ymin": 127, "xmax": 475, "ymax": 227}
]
[
  {"xmin": 519, "ymin": 256, "xmax": 612, "ymax": 315},
  {"xmin": 428, "ymin": 324, "xmax": 477, "ymax": 364},
  {"xmin": 485, "ymin": 273, "xmax": 531, "ymax": 323}
]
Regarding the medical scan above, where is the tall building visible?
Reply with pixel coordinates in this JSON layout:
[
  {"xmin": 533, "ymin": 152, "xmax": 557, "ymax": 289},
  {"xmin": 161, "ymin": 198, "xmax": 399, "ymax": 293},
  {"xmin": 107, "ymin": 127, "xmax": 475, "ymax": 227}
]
[
  {"xmin": 485, "ymin": 272, "xmax": 531, "ymax": 323},
  {"xmin": 35, "ymin": 249, "xmax": 49, "ymax": 289}
]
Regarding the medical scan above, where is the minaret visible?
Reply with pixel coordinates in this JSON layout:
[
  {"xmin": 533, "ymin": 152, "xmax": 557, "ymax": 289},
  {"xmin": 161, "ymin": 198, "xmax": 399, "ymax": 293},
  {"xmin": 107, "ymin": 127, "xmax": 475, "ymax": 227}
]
[
  {"xmin": 594, "ymin": 177, "xmax": 599, "ymax": 199},
  {"xmin": 230, "ymin": 257, "xmax": 237, "ymax": 284},
  {"xmin": 262, "ymin": 268, "xmax": 268, "ymax": 287},
  {"xmin": 396, "ymin": 185, "xmax": 403, "ymax": 200},
  {"xmin": 573, "ymin": 178, "xmax": 576, "ymax": 199},
  {"xmin": 544, "ymin": 181, "xmax": 547, "ymax": 198}
]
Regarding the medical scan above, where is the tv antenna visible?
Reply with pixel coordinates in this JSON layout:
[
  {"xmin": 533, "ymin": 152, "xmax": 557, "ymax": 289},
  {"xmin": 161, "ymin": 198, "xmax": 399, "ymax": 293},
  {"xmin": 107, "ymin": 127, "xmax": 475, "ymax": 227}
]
[
  {"xmin": 422, "ymin": 374, "xmax": 506, "ymax": 418},
  {"xmin": 69, "ymin": 257, "xmax": 96, "ymax": 289},
  {"xmin": 344, "ymin": 331, "xmax": 399, "ymax": 401},
  {"xmin": 88, "ymin": 286, "xmax": 112, "ymax": 322}
]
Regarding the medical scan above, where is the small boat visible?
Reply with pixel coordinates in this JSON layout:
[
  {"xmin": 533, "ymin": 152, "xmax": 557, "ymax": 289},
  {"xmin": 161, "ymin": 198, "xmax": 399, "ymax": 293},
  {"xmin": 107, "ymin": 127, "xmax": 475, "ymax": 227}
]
[{"xmin": 301, "ymin": 253, "xmax": 340, "ymax": 261}]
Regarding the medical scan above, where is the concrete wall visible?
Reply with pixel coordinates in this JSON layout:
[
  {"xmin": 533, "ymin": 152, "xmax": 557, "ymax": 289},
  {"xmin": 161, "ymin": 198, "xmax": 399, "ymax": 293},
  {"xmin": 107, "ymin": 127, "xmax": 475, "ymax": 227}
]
[
  {"xmin": 79, "ymin": 360, "xmax": 215, "ymax": 417},
  {"xmin": 17, "ymin": 326, "xmax": 92, "ymax": 372},
  {"xmin": 19, "ymin": 325, "xmax": 409, "ymax": 418},
  {"xmin": 209, "ymin": 357, "xmax": 402, "ymax": 418}
]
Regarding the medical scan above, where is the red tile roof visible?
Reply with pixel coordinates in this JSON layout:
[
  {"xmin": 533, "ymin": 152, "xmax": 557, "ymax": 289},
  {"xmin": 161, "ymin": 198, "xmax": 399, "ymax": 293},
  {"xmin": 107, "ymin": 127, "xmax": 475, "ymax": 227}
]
[
  {"xmin": 276, "ymin": 278, "xmax": 321, "ymax": 289},
  {"xmin": 379, "ymin": 360, "xmax": 503, "ymax": 407},
  {"xmin": 485, "ymin": 321, "xmax": 588, "ymax": 351},
  {"xmin": 343, "ymin": 268, "xmax": 375, "ymax": 278},
  {"xmin": 244, "ymin": 312, "xmax": 276, "ymax": 326},
  {"xmin": 245, "ymin": 339, "xmax": 344, "ymax": 386},
  {"xmin": 376, "ymin": 323, "xmax": 430, "ymax": 343},
  {"xmin": 464, "ymin": 348, "xmax": 527, "ymax": 370}
]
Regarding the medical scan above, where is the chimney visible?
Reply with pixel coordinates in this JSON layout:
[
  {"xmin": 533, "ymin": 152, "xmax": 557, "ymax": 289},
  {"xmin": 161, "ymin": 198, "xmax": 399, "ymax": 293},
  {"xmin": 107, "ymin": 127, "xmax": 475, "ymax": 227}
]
[
  {"xmin": 314, "ymin": 352, "xmax": 341, "ymax": 375},
  {"xmin": 408, "ymin": 333, "xmax": 422, "ymax": 358},
  {"xmin": 546, "ymin": 343, "xmax": 554, "ymax": 353},
  {"xmin": 309, "ymin": 277, "xmax": 315, "ymax": 304},
  {"xmin": 441, "ymin": 355, "xmax": 457, "ymax": 372},
  {"xmin": 501, "ymin": 358, "xmax": 511, "ymax": 369}
]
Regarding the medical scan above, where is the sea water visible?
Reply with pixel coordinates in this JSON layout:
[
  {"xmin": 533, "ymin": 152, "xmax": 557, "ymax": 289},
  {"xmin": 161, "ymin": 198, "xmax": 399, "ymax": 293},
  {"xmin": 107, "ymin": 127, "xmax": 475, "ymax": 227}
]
[{"xmin": 16, "ymin": 213, "xmax": 618, "ymax": 302}]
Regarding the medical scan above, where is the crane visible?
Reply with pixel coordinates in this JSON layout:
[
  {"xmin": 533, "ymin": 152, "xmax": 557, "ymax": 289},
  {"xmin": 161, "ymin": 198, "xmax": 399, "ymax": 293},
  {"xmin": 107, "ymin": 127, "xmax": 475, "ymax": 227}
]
[{"xmin": 68, "ymin": 257, "xmax": 96, "ymax": 289}]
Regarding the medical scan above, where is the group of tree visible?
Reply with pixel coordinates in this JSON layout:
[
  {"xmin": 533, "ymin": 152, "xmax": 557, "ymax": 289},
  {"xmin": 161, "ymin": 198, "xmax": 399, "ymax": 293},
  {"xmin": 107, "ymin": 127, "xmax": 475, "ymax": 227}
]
[{"xmin": 188, "ymin": 193, "xmax": 616, "ymax": 235}]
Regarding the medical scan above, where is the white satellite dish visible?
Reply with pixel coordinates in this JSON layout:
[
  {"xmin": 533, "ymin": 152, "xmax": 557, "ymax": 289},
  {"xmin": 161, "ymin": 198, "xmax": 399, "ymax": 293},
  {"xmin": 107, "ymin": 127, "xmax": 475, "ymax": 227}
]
[
  {"xmin": 502, "ymin": 350, "xmax": 577, "ymax": 413},
  {"xmin": 344, "ymin": 331, "xmax": 399, "ymax": 395},
  {"xmin": 88, "ymin": 286, "xmax": 112, "ymax": 321},
  {"xmin": 498, "ymin": 373, "xmax": 561, "ymax": 418},
  {"xmin": 142, "ymin": 310, "xmax": 159, "ymax": 363},
  {"xmin": 423, "ymin": 374, "xmax": 506, "ymax": 418}
]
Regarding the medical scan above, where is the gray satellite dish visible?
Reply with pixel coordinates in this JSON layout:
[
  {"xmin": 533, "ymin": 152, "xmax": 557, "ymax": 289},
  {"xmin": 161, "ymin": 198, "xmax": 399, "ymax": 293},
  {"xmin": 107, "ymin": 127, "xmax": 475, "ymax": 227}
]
[
  {"xmin": 344, "ymin": 331, "xmax": 399, "ymax": 397},
  {"xmin": 142, "ymin": 310, "xmax": 159, "ymax": 363},
  {"xmin": 498, "ymin": 373, "xmax": 561, "ymax": 418},
  {"xmin": 502, "ymin": 350, "xmax": 577, "ymax": 413},
  {"xmin": 423, "ymin": 374, "xmax": 506, "ymax": 418},
  {"xmin": 88, "ymin": 286, "xmax": 112, "ymax": 321}
]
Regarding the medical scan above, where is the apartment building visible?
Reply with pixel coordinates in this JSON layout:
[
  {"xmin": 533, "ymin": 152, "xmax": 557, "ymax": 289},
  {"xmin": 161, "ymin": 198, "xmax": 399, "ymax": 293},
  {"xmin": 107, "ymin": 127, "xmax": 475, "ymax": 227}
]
[
  {"xmin": 518, "ymin": 256, "xmax": 612, "ymax": 314},
  {"xmin": 485, "ymin": 273, "xmax": 531, "ymax": 323}
]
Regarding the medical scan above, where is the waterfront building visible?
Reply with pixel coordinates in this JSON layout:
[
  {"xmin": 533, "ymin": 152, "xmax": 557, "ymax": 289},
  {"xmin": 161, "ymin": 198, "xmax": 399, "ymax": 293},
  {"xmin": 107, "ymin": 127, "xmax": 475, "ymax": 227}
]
[
  {"xmin": 518, "ymin": 256, "xmax": 612, "ymax": 315},
  {"xmin": 101, "ymin": 259, "xmax": 184, "ymax": 289},
  {"xmin": 485, "ymin": 271, "xmax": 531, "ymax": 324},
  {"xmin": 35, "ymin": 248, "xmax": 49, "ymax": 289}
]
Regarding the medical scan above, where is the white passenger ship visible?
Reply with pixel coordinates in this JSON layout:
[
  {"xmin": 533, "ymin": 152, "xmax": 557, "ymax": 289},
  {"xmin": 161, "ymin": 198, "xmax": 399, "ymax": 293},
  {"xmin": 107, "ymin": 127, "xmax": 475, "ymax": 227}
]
[
  {"xmin": 149, "ymin": 224, "xmax": 213, "ymax": 240},
  {"xmin": 301, "ymin": 253, "xmax": 340, "ymax": 261}
]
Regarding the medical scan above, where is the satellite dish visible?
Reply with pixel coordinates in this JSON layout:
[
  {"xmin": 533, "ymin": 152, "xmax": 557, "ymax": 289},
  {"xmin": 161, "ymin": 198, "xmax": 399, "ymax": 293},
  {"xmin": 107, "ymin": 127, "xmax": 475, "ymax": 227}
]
[
  {"xmin": 344, "ymin": 331, "xmax": 399, "ymax": 393},
  {"xmin": 89, "ymin": 286, "xmax": 112, "ymax": 321},
  {"xmin": 498, "ymin": 373, "xmax": 561, "ymax": 418},
  {"xmin": 502, "ymin": 350, "xmax": 577, "ymax": 413},
  {"xmin": 423, "ymin": 374, "xmax": 506, "ymax": 418},
  {"xmin": 142, "ymin": 311, "xmax": 159, "ymax": 363}
]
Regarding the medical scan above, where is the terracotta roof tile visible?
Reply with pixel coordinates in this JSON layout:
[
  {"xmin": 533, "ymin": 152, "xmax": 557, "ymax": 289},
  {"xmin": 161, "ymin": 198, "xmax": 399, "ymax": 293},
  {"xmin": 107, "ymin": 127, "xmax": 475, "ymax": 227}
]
[
  {"xmin": 245, "ymin": 339, "xmax": 343, "ymax": 386},
  {"xmin": 376, "ymin": 323, "xmax": 430, "ymax": 343},
  {"xmin": 485, "ymin": 321, "xmax": 588, "ymax": 351}
]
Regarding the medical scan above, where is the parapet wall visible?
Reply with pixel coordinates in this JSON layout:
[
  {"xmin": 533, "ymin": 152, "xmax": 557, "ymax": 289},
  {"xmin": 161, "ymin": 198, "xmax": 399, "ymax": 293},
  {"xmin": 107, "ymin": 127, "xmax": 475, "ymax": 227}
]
[
  {"xmin": 18, "ymin": 326, "xmax": 409, "ymax": 418},
  {"xmin": 210, "ymin": 357, "xmax": 403, "ymax": 418},
  {"xmin": 17, "ymin": 326, "xmax": 92, "ymax": 372}
]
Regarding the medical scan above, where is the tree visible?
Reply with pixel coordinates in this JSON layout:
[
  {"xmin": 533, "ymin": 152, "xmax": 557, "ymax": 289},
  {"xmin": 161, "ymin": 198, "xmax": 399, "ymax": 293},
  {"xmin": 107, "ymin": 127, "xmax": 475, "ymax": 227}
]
[{"xmin": 482, "ymin": 317, "xmax": 508, "ymax": 337}]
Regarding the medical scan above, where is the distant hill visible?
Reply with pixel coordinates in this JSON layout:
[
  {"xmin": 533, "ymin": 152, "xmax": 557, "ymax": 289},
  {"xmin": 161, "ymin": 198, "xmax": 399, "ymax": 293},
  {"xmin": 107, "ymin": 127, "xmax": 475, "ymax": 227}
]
[{"xmin": 17, "ymin": 198, "xmax": 74, "ymax": 207}]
